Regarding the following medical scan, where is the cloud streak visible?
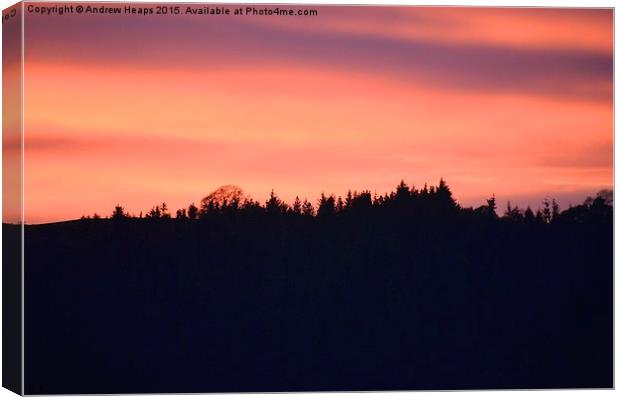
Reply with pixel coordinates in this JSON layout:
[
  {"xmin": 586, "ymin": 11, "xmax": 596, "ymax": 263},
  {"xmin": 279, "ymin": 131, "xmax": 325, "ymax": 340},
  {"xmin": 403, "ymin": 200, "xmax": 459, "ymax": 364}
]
[{"xmin": 24, "ymin": 6, "xmax": 612, "ymax": 101}]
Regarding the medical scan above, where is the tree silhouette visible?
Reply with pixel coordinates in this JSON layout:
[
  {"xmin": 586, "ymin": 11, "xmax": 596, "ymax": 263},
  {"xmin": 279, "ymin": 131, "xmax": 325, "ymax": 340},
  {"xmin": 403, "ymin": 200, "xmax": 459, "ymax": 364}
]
[
  {"xmin": 200, "ymin": 185, "xmax": 246, "ymax": 215},
  {"xmin": 504, "ymin": 201, "xmax": 523, "ymax": 222},
  {"xmin": 111, "ymin": 205, "xmax": 128, "ymax": 220},
  {"xmin": 524, "ymin": 206, "xmax": 535, "ymax": 223},
  {"xmin": 146, "ymin": 205, "xmax": 161, "ymax": 219},
  {"xmin": 317, "ymin": 193, "xmax": 336, "ymax": 218},
  {"xmin": 161, "ymin": 202, "xmax": 171, "ymax": 219},
  {"xmin": 188, "ymin": 203, "xmax": 198, "ymax": 220},
  {"xmin": 266, "ymin": 190, "xmax": 287, "ymax": 215},
  {"xmin": 487, "ymin": 195, "xmax": 497, "ymax": 218},
  {"xmin": 301, "ymin": 199, "xmax": 314, "ymax": 217},
  {"xmin": 436, "ymin": 178, "xmax": 457, "ymax": 211},
  {"xmin": 83, "ymin": 180, "xmax": 612, "ymax": 231},
  {"xmin": 551, "ymin": 199, "xmax": 560, "ymax": 221},
  {"xmin": 336, "ymin": 196, "xmax": 345, "ymax": 213},
  {"xmin": 542, "ymin": 198, "xmax": 552, "ymax": 224},
  {"xmin": 350, "ymin": 191, "xmax": 372, "ymax": 214},
  {"xmin": 395, "ymin": 180, "xmax": 410, "ymax": 200},
  {"xmin": 292, "ymin": 196, "xmax": 302, "ymax": 215}
]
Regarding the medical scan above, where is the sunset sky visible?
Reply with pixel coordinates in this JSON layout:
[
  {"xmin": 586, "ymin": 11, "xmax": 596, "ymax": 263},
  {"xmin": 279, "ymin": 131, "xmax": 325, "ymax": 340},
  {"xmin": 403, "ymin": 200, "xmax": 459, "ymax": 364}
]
[{"xmin": 11, "ymin": 4, "xmax": 614, "ymax": 223}]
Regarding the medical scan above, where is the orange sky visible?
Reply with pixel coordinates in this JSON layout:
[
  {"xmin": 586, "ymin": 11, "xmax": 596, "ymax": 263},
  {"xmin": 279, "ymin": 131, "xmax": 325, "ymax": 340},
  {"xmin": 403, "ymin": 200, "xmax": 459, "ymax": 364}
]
[{"xmin": 10, "ymin": 4, "xmax": 614, "ymax": 223}]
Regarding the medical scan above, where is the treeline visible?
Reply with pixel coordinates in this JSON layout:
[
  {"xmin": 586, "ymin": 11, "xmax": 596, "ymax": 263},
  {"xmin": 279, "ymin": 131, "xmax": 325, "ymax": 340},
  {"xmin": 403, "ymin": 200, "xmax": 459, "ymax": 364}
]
[
  {"xmin": 27, "ymin": 178, "xmax": 613, "ymax": 392},
  {"xmin": 83, "ymin": 179, "xmax": 613, "ymax": 226}
]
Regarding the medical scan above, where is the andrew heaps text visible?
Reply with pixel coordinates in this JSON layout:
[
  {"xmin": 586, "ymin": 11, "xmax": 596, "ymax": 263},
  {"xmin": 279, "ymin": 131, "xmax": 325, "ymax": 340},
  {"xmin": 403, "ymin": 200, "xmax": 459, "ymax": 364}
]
[{"xmin": 26, "ymin": 4, "xmax": 319, "ymax": 17}]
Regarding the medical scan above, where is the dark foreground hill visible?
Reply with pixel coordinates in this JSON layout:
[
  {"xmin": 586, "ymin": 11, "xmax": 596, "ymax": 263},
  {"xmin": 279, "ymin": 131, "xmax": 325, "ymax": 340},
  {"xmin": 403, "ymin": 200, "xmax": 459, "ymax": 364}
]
[{"xmin": 20, "ymin": 186, "xmax": 613, "ymax": 393}]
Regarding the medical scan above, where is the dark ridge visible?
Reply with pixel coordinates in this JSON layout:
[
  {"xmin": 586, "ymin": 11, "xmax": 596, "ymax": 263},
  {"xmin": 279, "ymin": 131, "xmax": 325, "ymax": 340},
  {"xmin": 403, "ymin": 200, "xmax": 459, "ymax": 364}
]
[{"xmin": 23, "ymin": 180, "xmax": 613, "ymax": 393}]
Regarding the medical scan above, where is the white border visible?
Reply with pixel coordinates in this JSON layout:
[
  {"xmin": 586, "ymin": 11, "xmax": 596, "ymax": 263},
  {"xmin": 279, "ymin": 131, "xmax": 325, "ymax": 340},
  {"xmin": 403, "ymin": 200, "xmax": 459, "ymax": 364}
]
[{"xmin": 0, "ymin": 1, "xmax": 616, "ymax": 397}]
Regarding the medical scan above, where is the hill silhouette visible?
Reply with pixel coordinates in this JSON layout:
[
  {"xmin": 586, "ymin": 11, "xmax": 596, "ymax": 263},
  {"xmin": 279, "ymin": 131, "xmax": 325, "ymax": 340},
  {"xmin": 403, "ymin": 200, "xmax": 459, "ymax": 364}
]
[{"xmin": 21, "ymin": 179, "xmax": 612, "ymax": 393}]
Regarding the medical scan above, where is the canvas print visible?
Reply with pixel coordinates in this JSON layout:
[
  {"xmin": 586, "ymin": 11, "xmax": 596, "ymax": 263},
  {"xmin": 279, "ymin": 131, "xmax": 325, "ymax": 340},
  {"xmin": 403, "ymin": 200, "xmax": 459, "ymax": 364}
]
[{"xmin": 2, "ymin": 2, "xmax": 614, "ymax": 394}]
